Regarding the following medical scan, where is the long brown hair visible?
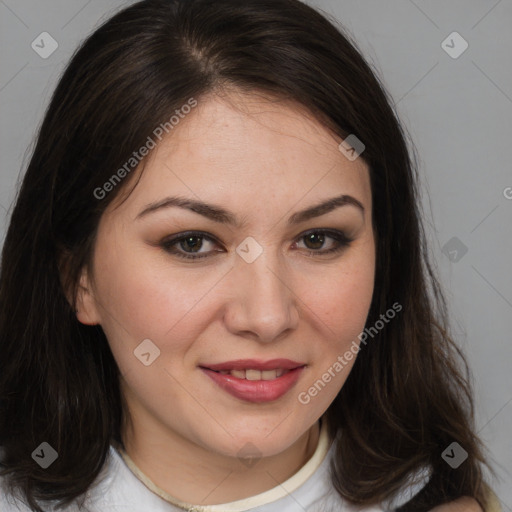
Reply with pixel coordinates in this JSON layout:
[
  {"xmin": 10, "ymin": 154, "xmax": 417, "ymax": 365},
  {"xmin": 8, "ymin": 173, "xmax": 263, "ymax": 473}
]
[{"xmin": 0, "ymin": 0, "xmax": 492, "ymax": 510}]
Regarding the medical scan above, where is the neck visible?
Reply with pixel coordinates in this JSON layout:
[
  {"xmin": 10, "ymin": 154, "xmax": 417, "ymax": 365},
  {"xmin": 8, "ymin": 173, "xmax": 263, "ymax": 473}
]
[{"xmin": 120, "ymin": 417, "xmax": 321, "ymax": 505}]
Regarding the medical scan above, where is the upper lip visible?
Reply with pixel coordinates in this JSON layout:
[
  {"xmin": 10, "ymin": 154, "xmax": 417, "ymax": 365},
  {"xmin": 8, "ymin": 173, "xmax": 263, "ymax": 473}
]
[{"xmin": 201, "ymin": 359, "xmax": 305, "ymax": 371}]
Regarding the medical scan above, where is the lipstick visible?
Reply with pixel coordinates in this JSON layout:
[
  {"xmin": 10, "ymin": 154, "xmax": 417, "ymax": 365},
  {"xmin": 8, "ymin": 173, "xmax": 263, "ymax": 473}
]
[{"xmin": 200, "ymin": 359, "xmax": 306, "ymax": 403}]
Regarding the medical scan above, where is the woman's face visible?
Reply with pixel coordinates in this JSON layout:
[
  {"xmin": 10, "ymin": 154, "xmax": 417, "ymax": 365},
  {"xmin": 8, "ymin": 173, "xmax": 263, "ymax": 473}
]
[{"xmin": 79, "ymin": 90, "xmax": 375, "ymax": 460}]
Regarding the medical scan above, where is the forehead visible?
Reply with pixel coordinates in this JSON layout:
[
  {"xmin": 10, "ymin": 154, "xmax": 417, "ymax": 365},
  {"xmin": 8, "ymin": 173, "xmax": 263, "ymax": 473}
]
[{"xmin": 108, "ymin": 90, "xmax": 372, "ymax": 220}]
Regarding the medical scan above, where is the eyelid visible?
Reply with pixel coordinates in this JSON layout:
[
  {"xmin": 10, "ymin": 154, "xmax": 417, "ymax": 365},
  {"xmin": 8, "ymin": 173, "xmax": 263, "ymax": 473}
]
[
  {"xmin": 159, "ymin": 228, "xmax": 354, "ymax": 260},
  {"xmin": 161, "ymin": 230, "xmax": 219, "ymax": 245},
  {"xmin": 293, "ymin": 229, "xmax": 354, "ymax": 256},
  {"xmin": 298, "ymin": 228, "xmax": 352, "ymax": 242},
  {"xmin": 160, "ymin": 231, "xmax": 221, "ymax": 260}
]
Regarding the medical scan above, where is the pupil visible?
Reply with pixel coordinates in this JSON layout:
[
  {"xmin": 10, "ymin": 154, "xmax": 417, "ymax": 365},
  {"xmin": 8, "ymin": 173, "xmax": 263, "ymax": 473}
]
[
  {"xmin": 182, "ymin": 236, "xmax": 202, "ymax": 252},
  {"xmin": 305, "ymin": 233, "xmax": 324, "ymax": 249}
]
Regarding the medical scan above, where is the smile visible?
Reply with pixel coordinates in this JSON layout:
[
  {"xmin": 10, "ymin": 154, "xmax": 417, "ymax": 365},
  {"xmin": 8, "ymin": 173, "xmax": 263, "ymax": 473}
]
[
  {"xmin": 213, "ymin": 368, "xmax": 288, "ymax": 380},
  {"xmin": 200, "ymin": 359, "xmax": 306, "ymax": 403}
]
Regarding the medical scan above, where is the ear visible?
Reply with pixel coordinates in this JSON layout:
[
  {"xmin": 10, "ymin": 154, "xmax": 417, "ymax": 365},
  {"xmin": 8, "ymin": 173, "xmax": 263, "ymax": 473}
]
[
  {"xmin": 58, "ymin": 250, "xmax": 101, "ymax": 325},
  {"xmin": 75, "ymin": 267, "xmax": 102, "ymax": 326}
]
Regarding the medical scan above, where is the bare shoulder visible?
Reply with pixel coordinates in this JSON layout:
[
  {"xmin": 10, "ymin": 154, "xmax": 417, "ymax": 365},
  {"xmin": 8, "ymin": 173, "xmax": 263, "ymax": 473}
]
[{"xmin": 430, "ymin": 496, "xmax": 483, "ymax": 511}]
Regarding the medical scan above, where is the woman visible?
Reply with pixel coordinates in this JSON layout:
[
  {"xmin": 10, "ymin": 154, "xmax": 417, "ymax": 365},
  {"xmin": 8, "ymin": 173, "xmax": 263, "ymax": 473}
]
[{"xmin": 0, "ymin": 0, "xmax": 501, "ymax": 510}]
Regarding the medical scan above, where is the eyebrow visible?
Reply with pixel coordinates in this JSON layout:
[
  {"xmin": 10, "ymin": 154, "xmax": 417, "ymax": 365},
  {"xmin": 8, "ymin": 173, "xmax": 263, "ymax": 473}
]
[{"xmin": 136, "ymin": 193, "xmax": 364, "ymax": 226}]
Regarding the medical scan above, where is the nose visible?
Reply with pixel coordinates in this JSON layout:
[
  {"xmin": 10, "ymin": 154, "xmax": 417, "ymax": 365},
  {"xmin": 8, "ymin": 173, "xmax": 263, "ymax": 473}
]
[{"xmin": 223, "ymin": 249, "xmax": 300, "ymax": 344}]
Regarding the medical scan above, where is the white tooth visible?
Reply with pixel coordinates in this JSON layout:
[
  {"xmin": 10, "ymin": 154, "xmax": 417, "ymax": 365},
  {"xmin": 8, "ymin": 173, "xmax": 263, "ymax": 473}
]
[
  {"xmin": 261, "ymin": 370, "xmax": 278, "ymax": 380},
  {"xmin": 230, "ymin": 369, "xmax": 246, "ymax": 379},
  {"xmin": 276, "ymin": 369, "xmax": 284, "ymax": 377},
  {"xmin": 246, "ymin": 369, "xmax": 262, "ymax": 381}
]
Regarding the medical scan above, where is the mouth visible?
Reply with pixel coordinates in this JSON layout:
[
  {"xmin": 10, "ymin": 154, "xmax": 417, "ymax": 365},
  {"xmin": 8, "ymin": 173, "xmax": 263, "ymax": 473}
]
[
  {"xmin": 208, "ymin": 368, "xmax": 290, "ymax": 380},
  {"xmin": 199, "ymin": 359, "xmax": 306, "ymax": 403}
]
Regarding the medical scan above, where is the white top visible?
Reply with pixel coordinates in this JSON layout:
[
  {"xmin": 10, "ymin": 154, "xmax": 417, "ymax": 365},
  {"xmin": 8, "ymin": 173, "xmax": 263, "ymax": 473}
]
[{"xmin": 0, "ymin": 423, "xmax": 431, "ymax": 511}]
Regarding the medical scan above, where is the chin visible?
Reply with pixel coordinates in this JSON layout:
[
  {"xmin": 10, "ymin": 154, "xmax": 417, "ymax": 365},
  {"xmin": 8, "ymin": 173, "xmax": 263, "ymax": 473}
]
[{"xmin": 198, "ymin": 419, "xmax": 310, "ymax": 460}]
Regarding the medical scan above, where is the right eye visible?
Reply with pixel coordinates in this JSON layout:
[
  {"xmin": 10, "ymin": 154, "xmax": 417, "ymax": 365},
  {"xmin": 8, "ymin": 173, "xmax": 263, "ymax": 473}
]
[{"xmin": 160, "ymin": 231, "xmax": 225, "ymax": 260}]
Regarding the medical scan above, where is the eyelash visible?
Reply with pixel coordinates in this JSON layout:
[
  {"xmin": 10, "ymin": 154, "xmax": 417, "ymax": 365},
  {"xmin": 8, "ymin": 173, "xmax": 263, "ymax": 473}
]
[{"xmin": 159, "ymin": 229, "xmax": 354, "ymax": 260}]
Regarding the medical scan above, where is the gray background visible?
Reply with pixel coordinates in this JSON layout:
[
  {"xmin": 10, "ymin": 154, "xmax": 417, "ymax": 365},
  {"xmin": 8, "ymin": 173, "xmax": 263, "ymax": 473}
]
[{"xmin": 1, "ymin": 0, "xmax": 511, "ymax": 509}]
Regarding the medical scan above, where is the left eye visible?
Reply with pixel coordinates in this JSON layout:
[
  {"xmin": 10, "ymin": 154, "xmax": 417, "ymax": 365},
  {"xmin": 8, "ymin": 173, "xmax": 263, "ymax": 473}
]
[
  {"xmin": 160, "ymin": 229, "xmax": 353, "ymax": 260},
  {"xmin": 294, "ymin": 230, "xmax": 350, "ymax": 253}
]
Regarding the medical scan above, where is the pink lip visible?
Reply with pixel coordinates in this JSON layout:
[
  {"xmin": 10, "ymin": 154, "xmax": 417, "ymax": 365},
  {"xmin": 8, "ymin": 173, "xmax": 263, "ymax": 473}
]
[
  {"xmin": 201, "ymin": 368, "xmax": 304, "ymax": 403},
  {"xmin": 202, "ymin": 359, "xmax": 304, "ymax": 372},
  {"xmin": 200, "ymin": 359, "xmax": 306, "ymax": 403}
]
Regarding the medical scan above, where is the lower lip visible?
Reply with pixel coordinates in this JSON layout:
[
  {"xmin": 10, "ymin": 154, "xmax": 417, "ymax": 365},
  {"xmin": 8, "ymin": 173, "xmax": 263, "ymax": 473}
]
[{"xmin": 201, "ymin": 367, "xmax": 305, "ymax": 403}]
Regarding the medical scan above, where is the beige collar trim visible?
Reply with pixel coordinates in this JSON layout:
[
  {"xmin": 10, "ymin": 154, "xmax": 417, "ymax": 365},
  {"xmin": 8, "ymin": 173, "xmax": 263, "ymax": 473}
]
[{"xmin": 117, "ymin": 421, "xmax": 331, "ymax": 512}]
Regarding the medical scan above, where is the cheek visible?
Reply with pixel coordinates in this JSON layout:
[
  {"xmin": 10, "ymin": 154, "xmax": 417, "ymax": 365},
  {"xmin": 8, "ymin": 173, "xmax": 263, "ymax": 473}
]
[
  {"xmin": 304, "ymin": 252, "xmax": 375, "ymax": 344},
  {"xmin": 319, "ymin": 278, "xmax": 373, "ymax": 331},
  {"xmin": 295, "ymin": 247, "xmax": 375, "ymax": 404},
  {"xmin": 92, "ymin": 248, "xmax": 228, "ymax": 368}
]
